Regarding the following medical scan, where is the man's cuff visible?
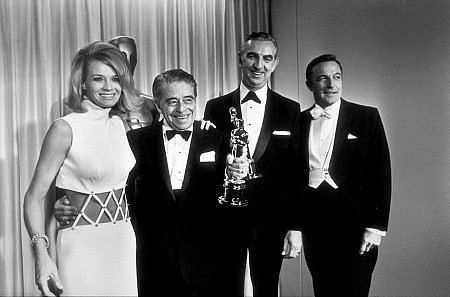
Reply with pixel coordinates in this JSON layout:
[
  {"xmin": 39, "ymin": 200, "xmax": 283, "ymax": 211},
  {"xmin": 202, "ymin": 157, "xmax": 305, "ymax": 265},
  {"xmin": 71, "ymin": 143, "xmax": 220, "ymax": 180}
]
[{"xmin": 365, "ymin": 227, "xmax": 386, "ymax": 237}]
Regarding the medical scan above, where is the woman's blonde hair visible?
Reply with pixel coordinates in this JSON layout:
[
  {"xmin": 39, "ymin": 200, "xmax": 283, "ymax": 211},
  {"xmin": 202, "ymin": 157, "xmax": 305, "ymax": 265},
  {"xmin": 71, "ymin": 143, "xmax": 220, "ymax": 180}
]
[{"xmin": 66, "ymin": 41, "xmax": 140, "ymax": 114}]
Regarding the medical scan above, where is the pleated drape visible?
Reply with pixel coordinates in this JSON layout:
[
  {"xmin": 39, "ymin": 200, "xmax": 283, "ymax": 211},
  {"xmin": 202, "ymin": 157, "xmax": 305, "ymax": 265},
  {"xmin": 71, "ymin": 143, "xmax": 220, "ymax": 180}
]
[{"xmin": 0, "ymin": 0, "xmax": 268, "ymax": 296}]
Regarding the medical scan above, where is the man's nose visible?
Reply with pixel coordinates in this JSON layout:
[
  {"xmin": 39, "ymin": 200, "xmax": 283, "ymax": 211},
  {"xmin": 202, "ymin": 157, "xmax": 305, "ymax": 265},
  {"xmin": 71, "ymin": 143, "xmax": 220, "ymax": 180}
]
[
  {"xmin": 176, "ymin": 100, "xmax": 186, "ymax": 111},
  {"xmin": 326, "ymin": 77, "xmax": 334, "ymax": 88},
  {"xmin": 254, "ymin": 57, "xmax": 263, "ymax": 69}
]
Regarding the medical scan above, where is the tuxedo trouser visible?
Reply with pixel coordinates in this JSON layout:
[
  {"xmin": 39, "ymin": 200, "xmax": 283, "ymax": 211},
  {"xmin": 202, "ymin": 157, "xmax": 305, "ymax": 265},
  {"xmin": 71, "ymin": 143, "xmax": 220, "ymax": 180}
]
[
  {"xmin": 138, "ymin": 189, "xmax": 214, "ymax": 296},
  {"xmin": 214, "ymin": 207, "xmax": 284, "ymax": 297},
  {"xmin": 138, "ymin": 245, "xmax": 214, "ymax": 296},
  {"xmin": 302, "ymin": 182, "xmax": 378, "ymax": 297},
  {"xmin": 248, "ymin": 228, "xmax": 285, "ymax": 297}
]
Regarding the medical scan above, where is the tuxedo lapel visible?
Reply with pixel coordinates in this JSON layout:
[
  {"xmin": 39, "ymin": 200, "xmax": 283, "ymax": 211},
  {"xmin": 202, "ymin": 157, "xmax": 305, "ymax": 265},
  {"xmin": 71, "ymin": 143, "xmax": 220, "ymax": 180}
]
[
  {"xmin": 181, "ymin": 121, "xmax": 199, "ymax": 193},
  {"xmin": 252, "ymin": 90, "xmax": 274, "ymax": 162},
  {"xmin": 330, "ymin": 99, "xmax": 353, "ymax": 170},
  {"xmin": 219, "ymin": 89, "xmax": 241, "ymax": 134},
  {"xmin": 301, "ymin": 107, "xmax": 314, "ymax": 165},
  {"xmin": 232, "ymin": 89, "xmax": 243, "ymax": 119},
  {"xmin": 154, "ymin": 123, "xmax": 176, "ymax": 201}
]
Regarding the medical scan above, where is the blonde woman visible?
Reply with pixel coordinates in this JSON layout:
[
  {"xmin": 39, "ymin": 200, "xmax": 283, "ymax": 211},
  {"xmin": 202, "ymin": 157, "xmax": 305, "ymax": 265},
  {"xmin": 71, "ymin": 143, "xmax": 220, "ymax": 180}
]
[{"xmin": 24, "ymin": 41, "xmax": 140, "ymax": 296}]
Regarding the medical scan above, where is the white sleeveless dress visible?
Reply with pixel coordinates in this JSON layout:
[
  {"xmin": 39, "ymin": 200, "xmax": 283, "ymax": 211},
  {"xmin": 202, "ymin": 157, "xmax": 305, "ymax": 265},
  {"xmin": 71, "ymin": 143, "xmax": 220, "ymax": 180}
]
[{"xmin": 55, "ymin": 100, "xmax": 137, "ymax": 296}]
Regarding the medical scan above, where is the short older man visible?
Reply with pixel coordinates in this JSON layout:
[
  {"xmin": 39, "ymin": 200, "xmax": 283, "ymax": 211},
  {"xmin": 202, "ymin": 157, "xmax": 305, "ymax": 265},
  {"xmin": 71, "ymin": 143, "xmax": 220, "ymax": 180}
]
[{"xmin": 126, "ymin": 69, "xmax": 230, "ymax": 296}]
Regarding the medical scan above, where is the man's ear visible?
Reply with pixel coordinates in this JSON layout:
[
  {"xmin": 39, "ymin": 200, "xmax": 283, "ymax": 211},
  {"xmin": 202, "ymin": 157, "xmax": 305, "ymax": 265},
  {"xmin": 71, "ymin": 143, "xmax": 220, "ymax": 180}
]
[
  {"xmin": 238, "ymin": 53, "xmax": 242, "ymax": 66},
  {"xmin": 305, "ymin": 80, "xmax": 313, "ymax": 91},
  {"xmin": 272, "ymin": 56, "xmax": 280, "ymax": 71},
  {"xmin": 154, "ymin": 100, "xmax": 162, "ymax": 114}
]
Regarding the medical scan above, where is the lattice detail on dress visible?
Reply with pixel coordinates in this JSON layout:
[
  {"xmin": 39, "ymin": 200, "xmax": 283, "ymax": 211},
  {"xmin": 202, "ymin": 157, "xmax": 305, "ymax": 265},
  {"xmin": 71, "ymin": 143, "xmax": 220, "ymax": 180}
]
[{"xmin": 71, "ymin": 189, "xmax": 129, "ymax": 229}]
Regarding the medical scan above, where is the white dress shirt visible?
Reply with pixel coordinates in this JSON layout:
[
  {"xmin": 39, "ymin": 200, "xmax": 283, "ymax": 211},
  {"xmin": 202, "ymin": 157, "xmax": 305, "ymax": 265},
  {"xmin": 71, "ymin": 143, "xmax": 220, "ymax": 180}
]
[
  {"xmin": 308, "ymin": 99, "xmax": 341, "ymax": 189},
  {"xmin": 162, "ymin": 121, "xmax": 193, "ymax": 190},
  {"xmin": 239, "ymin": 83, "xmax": 267, "ymax": 157}
]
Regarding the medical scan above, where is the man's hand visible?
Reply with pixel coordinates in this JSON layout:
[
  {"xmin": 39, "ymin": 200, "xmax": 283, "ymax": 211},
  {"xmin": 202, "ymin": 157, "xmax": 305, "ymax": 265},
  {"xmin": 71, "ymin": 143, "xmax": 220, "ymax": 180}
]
[
  {"xmin": 226, "ymin": 154, "xmax": 249, "ymax": 180},
  {"xmin": 200, "ymin": 120, "xmax": 216, "ymax": 130},
  {"xmin": 54, "ymin": 197, "xmax": 78, "ymax": 226},
  {"xmin": 282, "ymin": 230, "xmax": 302, "ymax": 259},
  {"xmin": 359, "ymin": 230, "xmax": 381, "ymax": 255}
]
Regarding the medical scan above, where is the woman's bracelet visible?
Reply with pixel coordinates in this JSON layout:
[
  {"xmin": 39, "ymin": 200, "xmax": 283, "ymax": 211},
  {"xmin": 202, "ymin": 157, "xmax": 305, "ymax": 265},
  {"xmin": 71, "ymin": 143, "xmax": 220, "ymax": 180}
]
[{"xmin": 30, "ymin": 233, "xmax": 50, "ymax": 249}]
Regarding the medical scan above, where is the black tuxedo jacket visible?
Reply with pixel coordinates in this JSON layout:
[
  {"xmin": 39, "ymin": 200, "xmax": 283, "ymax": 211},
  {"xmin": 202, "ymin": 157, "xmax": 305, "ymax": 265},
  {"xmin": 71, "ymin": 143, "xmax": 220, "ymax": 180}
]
[
  {"xmin": 126, "ymin": 121, "xmax": 227, "ymax": 285},
  {"xmin": 296, "ymin": 99, "xmax": 391, "ymax": 231},
  {"xmin": 204, "ymin": 88, "xmax": 301, "ymax": 232}
]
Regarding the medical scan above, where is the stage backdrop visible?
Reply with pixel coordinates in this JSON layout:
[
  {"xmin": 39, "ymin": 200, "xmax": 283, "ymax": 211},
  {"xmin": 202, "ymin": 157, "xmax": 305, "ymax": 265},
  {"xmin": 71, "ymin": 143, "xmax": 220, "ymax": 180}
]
[
  {"xmin": 0, "ymin": 0, "xmax": 268, "ymax": 295},
  {"xmin": 272, "ymin": 0, "xmax": 450, "ymax": 296}
]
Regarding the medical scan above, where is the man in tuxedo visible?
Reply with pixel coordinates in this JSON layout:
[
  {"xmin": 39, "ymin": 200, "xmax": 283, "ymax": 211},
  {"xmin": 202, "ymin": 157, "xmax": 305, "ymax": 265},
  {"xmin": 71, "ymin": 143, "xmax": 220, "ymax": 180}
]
[
  {"xmin": 203, "ymin": 32, "xmax": 302, "ymax": 296},
  {"xmin": 126, "ymin": 69, "xmax": 228, "ymax": 296},
  {"xmin": 295, "ymin": 54, "xmax": 391, "ymax": 296}
]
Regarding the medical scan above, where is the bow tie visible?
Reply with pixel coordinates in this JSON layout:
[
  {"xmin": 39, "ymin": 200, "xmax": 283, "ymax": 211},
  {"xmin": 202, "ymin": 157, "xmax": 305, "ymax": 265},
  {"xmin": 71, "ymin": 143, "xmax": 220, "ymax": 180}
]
[
  {"xmin": 310, "ymin": 106, "xmax": 332, "ymax": 119},
  {"xmin": 166, "ymin": 130, "xmax": 192, "ymax": 141},
  {"xmin": 241, "ymin": 91, "xmax": 261, "ymax": 104}
]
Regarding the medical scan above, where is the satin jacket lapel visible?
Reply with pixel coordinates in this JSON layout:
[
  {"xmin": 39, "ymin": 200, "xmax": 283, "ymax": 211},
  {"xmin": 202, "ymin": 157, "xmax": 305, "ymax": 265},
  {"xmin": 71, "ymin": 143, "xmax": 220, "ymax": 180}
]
[
  {"xmin": 155, "ymin": 123, "xmax": 176, "ymax": 201},
  {"xmin": 219, "ymin": 89, "xmax": 241, "ymax": 134},
  {"xmin": 301, "ymin": 108, "xmax": 314, "ymax": 166},
  {"xmin": 252, "ymin": 90, "xmax": 273, "ymax": 162},
  {"xmin": 330, "ymin": 99, "xmax": 353, "ymax": 171},
  {"xmin": 232, "ymin": 89, "xmax": 243, "ymax": 119},
  {"xmin": 181, "ymin": 121, "xmax": 199, "ymax": 194}
]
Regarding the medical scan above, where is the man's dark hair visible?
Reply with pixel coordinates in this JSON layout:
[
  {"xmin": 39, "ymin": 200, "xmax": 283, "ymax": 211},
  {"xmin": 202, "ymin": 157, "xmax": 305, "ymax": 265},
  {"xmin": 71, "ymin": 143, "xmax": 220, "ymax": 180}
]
[
  {"xmin": 306, "ymin": 54, "xmax": 343, "ymax": 85},
  {"xmin": 152, "ymin": 69, "xmax": 197, "ymax": 105}
]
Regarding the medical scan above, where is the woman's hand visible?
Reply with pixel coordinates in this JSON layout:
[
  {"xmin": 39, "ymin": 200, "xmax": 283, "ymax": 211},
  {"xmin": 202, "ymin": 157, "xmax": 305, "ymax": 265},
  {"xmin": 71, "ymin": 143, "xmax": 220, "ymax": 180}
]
[{"xmin": 34, "ymin": 251, "xmax": 63, "ymax": 296}]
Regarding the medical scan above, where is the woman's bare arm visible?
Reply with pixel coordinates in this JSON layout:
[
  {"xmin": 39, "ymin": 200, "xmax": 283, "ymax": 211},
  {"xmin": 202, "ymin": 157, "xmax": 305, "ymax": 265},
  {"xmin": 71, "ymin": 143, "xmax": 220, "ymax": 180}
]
[{"xmin": 23, "ymin": 119, "xmax": 72, "ymax": 296}]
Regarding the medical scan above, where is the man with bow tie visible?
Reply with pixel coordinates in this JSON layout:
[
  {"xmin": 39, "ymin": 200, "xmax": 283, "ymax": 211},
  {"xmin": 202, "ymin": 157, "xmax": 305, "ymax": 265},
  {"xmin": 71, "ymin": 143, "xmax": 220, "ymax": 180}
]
[
  {"xmin": 124, "ymin": 69, "xmax": 232, "ymax": 296},
  {"xmin": 295, "ymin": 54, "xmax": 391, "ymax": 296},
  {"xmin": 204, "ymin": 32, "xmax": 302, "ymax": 296}
]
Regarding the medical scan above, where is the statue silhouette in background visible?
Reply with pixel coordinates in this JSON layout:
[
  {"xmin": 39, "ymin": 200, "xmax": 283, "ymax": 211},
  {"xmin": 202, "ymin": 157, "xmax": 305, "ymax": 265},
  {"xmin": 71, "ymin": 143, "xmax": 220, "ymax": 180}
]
[{"xmin": 109, "ymin": 36, "xmax": 159, "ymax": 129}]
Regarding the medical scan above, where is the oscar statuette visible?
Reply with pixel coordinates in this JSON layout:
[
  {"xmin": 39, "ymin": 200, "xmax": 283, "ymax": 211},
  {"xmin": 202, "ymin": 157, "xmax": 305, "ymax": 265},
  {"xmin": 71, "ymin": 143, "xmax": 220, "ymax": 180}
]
[{"xmin": 218, "ymin": 107, "xmax": 261, "ymax": 207}]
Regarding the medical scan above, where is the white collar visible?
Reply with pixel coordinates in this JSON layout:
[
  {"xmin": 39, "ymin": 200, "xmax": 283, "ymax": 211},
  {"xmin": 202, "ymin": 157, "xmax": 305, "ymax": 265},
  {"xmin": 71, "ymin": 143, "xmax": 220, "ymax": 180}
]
[
  {"xmin": 239, "ymin": 82, "xmax": 268, "ymax": 103},
  {"xmin": 312, "ymin": 98, "xmax": 341, "ymax": 118}
]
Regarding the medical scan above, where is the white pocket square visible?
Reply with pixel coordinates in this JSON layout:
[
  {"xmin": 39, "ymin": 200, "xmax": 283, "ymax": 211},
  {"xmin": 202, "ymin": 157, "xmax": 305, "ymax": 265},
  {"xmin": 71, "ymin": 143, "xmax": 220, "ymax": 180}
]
[
  {"xmin": 347, "ymin": 133, "xmax": 357, "ymax": 139},
  {"xmin": 200, "ymin": 151, "xmax": 215, "ymax": 162},
  {"xmin": 272, "ymin": 130, "xmax": 291, "ymax": 136}
]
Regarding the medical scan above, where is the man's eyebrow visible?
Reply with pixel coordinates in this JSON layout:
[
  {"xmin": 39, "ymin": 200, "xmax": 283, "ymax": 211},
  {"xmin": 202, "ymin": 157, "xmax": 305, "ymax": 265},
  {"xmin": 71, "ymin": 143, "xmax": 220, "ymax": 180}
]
[{"xmin": 316, "ymin": 72, "xmax": 341, "ymax": 78}]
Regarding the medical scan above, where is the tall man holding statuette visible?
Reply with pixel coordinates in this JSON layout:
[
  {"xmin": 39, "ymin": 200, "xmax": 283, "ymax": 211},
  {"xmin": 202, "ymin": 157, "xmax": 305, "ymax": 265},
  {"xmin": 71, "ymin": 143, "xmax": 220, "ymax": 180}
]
[{"xmin": 204, "ymin": 32, "xmax": 302, "ymax": 297}]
